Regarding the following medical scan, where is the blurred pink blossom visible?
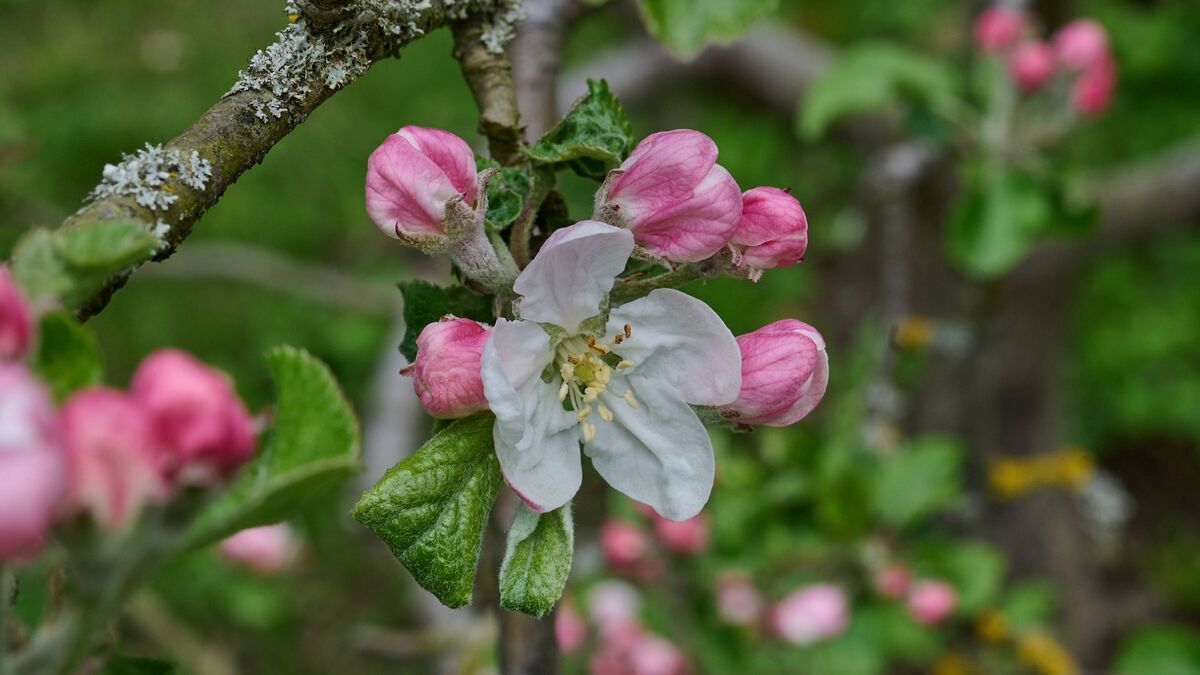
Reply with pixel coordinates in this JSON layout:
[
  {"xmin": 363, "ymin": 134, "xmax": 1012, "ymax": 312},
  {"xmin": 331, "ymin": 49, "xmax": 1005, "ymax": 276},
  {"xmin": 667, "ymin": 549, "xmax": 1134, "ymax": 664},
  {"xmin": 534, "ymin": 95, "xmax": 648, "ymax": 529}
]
[
  {"xmin": 1053, "ymin": 19, "xmax": 1110, "ymax": 71},
  {"xmin": 1071, "ymin": 58, "xmax": 1117, "ymax": 117},
  {"xmin": 653, "ymin": 513, "xmax": 707, "ymax": 554},
  {"xmin": 556, "ymin": 599, "xmax": 588, "ymax": 654},
  {"xmin": 769, "ymin": 584, "xmax": 850, "ymax": 645},
  {"xmin": 600, "ymin": 520, "xmax": 651, "ymax": 570},
  {"xmin": 1009, "ymin": 41, "xmax": 1057, "ymax": 90},
  {"xmin": 974, "ymin": 7, "xmax": 1026, "ymax": 53},
  {"xmin": 402, "ymin": 316, "xmax": 491, "ymax": 419},
  {"xmin": 589, "ymin": 580, "xmax": 642, "ymax": 636},
  {"xmin": 0, "ymin": 266, "xmax": 31, "ymax": 362},
  {"xmin": 218, "ymin": 523, "xmax": 299, "ymax": 574},
  {"xmin": 715, "ymin": 572, "xmax": 763, "ymax": 626},
  {"xmin": 873, "ymin": 564, "xmax": 912, "ymax": 600},
  {"xmin": 907, "ymin": 579, "xmax": 957, "ymax": 625},
  {"xmin": 0, "ymin": 365, "xmax": 64, "ymax": 561}
]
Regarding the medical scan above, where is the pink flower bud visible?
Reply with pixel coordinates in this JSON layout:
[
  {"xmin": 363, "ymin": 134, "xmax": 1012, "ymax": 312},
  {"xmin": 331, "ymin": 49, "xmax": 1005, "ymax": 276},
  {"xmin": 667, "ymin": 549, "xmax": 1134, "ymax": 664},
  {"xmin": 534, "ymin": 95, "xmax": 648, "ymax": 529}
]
[
  {"xmin": 731, "ymin": 187, "xmax": 808, "ymax": 270},
  {"xmin": 974, "ymin": 7, "xmax": 1026, "ymax": 53},
  {"xmin": 218, "ymin": 523, "xmax": 299, "ymax": 574},
  {"xmin": 722, "ymin": 320, "xmax": 828, "ymax": 427},
  {"xmin": 597, "ymin": 130, "xmax": 742, "ymax": 263},
  {"xmin": 1053, "ymin": 19, "xmax": 1110, "ymax": 71},
  {"xmin": 715, "ymin": 572, "xmax": 763, "ymax": 626},
  {"xmin": 0, "ymin": 450, "xmax": 66, "ymax": 561},
  {"xmin": 1070, "ymin": 58, "xmax": 1116, "ymax": 117},
  {"xmin": 61, "ymin": 388, "xmax": 168, "ymax": 531},
  {"xmin": 1009, "ymin": 41, "xmax": 1056, "ymax": 91},
  {"xmin": 589, "ymin": 580, "xmax": 642, "ymax": 635},
  {"xmin": 873, "ymin": 565, "xmax": 911, "ymax": 600},
  {"xmin": 907, "ymin": 579, "xmax": 957, "ymax": 625},
  {"xmin": 365, "ymin": 126, "xmax": 478, "ymax": 244},
  {"xmin": 653, "ymin": 513, "xmax": 707, "ymax": 554},
  {"xmin": 130, "ymin": 349, "xmax": 256, "ymax": 484},
  {"xmin": 769, "ymin": 584, "xmax": 849, "ymax": 645},
  {"xmin": 402, "ymin": 317, "xmax": 491, "ymax": 419},
  {"xmin": 0, "ymin": 364, "xmax": 59, "ymax": 454},
  {"xmin": 0, "ymin": 267, "xmax": 32, "ymax": 362},
  {"xmin": 555, "ymin": 600, "xmax": 588, "ymax": 654},
  {"xmin": 628, "ymin": 635, "xmax": 691, "ymax": 675},
  {"xmin": 600, "ymin": 520, "xmax": 650, "ymax": 570}
]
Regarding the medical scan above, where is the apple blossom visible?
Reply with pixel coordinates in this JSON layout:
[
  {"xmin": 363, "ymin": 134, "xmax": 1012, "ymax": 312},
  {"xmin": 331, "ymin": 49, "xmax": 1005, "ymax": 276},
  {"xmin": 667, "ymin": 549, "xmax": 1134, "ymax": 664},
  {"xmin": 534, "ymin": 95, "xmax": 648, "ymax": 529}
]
[
  {"xmin": 715, "ymin": 572, "xmax": 763, "ymax": 626},
  {"xmin": 556, "ymin": 599, "xmax": 588, "ymax": 654},
  {"xmin": 731, "ymin": 187, "xmax": 808, "ymax": 272},
  {"xmin": 218, "ymin": 523, "xmax": 299, "ymax": 574},
  {"xmin": 402, "ymin": 316, "xmax": 491, "ymax": 419},
  {"xmin": 720, "ymin": 320, "xmax": 828, "ymax": 427},
  {"xmin": 653, "ymin": 513, "xmax": 707, "ymax": 554},
  {"xmin": 61, "ymin": 388, "xmax": 168, "ymax": 531},
  {"xmin": 594, "ymin": 130, "xmax": 742, "ymax": 263},
  {"xmin": 627, "ymin": 634, "xmax": 691, "ymax": 675},
  {"xmin": 130, "ymin": 349, "xmax": 256, "ymax": 483},
  {"xmin": 974, "ymin": 7, "xmax": 1026, "ymax": 53},
  {"xmin": 0, "ymin": 266, "xmax": 32, "ymax": 362},
  {"xmin": 0, "ymin": 365, "xmax": 65, "ymax": 561},
  {"xmin": 1071, "ymin": 58, "xmax": 1116, "ymax": 117},
  {"xmin": 908, "ymin": 579, "xmax": 957, "ymax": 624},
  {"xmin": 873, "ymin": 564, "xmax": 912, "ymax": 600},
  {"xmin": 600, "ymin": 520, "xmax": 651, "ymax": 570},
  {"xmin": 481, "ymin": 220, "xmax": 741, "ymax": 520},
  {"xmin": 589, "ymin": 580, "xmax": 642, "ymax": 635},
  {"xmin": 1009, "ymin": 41, "xmax": 1056, "ymax": 91},
  {"xmin": 365, "ymin": 125, "xmax": 478, "ymax": 245},
  {"xmin": 769, "ymin": 583, "xmax": 850, "ymax": 645},
  {"xmin": 1053, "ymin": 19, "xmax": 1109, "ymax": 71}
]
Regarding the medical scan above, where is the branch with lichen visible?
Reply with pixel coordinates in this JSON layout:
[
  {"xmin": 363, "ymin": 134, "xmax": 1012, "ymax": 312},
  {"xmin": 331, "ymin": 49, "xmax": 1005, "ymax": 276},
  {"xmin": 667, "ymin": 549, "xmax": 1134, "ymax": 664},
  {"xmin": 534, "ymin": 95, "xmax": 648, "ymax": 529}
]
[
  {"xmin": 38, "ymin": 0, "xmax": 517, "ymax": 321},
  {"xmin": 452, "ymin": 10, "xmax": 526, "ymax": 166}
]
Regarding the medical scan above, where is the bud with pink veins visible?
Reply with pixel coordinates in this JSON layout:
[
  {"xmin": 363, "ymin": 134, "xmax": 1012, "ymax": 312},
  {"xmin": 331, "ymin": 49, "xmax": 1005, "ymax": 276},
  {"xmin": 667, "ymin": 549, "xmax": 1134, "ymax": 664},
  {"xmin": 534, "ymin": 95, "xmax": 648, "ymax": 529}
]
[
  {"xmin": 402, "ymin": 316, "xmax": 491, "ymax": 419},
  {"xmin": 720, "ymin": 320, "xmax": 828, "ymax": 427},
  {"xmin": 731, "ymin": 187, "xmax": 808, "ymax": 274}
]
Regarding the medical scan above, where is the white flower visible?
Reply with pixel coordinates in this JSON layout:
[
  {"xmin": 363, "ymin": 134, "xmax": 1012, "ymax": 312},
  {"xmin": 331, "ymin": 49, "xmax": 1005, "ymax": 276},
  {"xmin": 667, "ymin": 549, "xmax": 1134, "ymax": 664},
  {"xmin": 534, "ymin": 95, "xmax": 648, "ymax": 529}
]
[{"xmin": 481, "ymin": 221, "xmax": 742, "ymax": 521}]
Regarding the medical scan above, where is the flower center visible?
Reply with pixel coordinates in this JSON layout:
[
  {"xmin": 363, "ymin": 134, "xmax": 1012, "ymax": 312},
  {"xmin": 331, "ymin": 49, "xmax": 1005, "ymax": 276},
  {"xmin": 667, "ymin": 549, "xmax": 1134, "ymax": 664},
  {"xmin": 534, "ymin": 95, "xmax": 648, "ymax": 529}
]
[{"xmin": 554, "ymin": 323, "xmax": 639, "ymax": 443}]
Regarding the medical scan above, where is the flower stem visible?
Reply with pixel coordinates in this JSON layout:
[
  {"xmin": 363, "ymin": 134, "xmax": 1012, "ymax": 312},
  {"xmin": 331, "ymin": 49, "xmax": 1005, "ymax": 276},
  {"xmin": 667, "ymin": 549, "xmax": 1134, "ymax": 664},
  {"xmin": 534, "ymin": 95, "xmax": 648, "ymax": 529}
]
[{"xmin": 610, "ymin": 265, "xmax": 708, "ymax": 304}]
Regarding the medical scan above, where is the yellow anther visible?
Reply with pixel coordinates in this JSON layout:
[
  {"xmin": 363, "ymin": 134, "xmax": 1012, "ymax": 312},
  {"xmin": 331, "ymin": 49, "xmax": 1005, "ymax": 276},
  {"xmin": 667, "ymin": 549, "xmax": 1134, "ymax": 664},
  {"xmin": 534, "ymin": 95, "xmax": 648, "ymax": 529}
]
[
  {"xmin": 576, "ymin": 405, "xmax": 592, "ymax": 422},
  {"xmin": 583, "ymin": 387, "xmax": 601, "ymax": 403},
  {"xmin": 558, "ymin": 382, "xmax": 569, "ymax": 401},
  {"xmin": 617, "ymin": 360, "xmax": 634, "ymax": 371},
  {"xmin": 581, "ymin": 422, "xmax": 597, "ymax": 443},
  {"xmin": 624, "ymin": 390, "xmax": 639, "ymax": 409},
  {"xmin": 598, "ymin": 403, "xmax": 614, "ymax": 422}
]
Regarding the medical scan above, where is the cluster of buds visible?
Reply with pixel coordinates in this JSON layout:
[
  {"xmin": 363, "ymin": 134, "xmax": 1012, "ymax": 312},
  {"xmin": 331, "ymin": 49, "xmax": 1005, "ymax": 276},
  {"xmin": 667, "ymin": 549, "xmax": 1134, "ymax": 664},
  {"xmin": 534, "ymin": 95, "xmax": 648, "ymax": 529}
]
[
  {"xmin": 0, "ymin": 268, "xmax": 259, "ymax": 561},
  {"xmin": 974, "ymin": 7, "xmax": 1117, "ymax": 116},
  {"xmin": 872, "ymin": 563, "xmax": 958, "ymax": 625},
  {"xmin": 557, "ymin": 580, "xmax": 691, "ymax": 675},
  {"xmin": 597, "ymin": 502, "xmax": 709, "ymax": 581},
  {"xmin": 711, "ymin": 572, "xmax": 849, "ymax": 645}
]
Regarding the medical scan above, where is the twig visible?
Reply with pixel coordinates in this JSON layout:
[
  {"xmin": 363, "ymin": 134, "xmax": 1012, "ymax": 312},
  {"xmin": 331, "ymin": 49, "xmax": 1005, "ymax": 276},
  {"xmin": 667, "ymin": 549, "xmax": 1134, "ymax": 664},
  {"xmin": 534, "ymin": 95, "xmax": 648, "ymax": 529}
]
[{"xmin": 452, "ymin": 14, "xmax": 525, "ymax": 166}]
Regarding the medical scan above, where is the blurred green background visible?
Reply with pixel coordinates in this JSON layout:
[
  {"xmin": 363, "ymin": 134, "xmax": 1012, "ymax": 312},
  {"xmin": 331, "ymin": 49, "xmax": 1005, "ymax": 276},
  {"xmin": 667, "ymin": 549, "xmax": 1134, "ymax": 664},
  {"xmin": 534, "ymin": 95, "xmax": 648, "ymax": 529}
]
[{"xmin": 2, "ymin": 0, "xmax": 1199, "ymax": 673}]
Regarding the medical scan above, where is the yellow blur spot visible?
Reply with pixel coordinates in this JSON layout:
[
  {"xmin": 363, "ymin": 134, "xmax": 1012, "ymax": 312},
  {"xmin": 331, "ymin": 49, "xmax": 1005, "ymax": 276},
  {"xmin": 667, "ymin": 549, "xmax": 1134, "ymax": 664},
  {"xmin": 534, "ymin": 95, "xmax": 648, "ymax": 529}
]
[
  {"xmin": 988, "ymin": 448, "xmax": 1095, "ymax": 499},
  {"xmin": 1016, "ymin": 631, "xmax": 1080, "ymax": 675},
  {"xmin": 976, "ymin": 611, "xmax": 1009, "ymax": 644},
  {"xmin": 894, "ymin": 315, "xmax": 935, "ymax": 350},
  {"xmin": 931, "ymin": 651, "xmax": 971, "ymax": 675},
  {"xmin": 288, "ymin": 13, "xmax": 300, "ymax": 23}
]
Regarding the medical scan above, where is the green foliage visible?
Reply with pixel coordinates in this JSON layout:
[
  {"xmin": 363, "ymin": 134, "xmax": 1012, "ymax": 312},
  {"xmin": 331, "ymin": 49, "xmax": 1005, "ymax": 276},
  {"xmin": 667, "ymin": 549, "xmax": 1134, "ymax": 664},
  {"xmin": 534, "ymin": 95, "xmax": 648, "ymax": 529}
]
[
  {"xmin": 499, "ymin": 503, "xmax": 574, "ymax": 617},
  {"xmin": 1115, "ymin": 625, "xmax": 1200, "ymax": 675},
  {"xmin": 181, "ymin": 347, "xmax": 361, "ymax": 551},
  {"xmin": 871, "ymin": 437, "xmax": 962, "ymax": 529},
  {"xmin": 635, "ymin": 0, "xmax": 778, "ymax": 58},
  {"xmin": 397, "ymin": 280, "xmax": 493, "ymax": 362},
  {"xmin": 30, "ymin": 310, "xmax": 102, "ymax": 400},
  {"xmin": 800, "ymin": 43, "xmax": 956, "ymax": 140},
  {"xmin": 353, "ymin": 412, "xmax": 502, "ymax": 608},
  {"xmin": 947, "ymin": 169, "xmax": 1049, "ymax": 278},
  {"xmin": 527, "ymin": 79, "xmax": 633, "ymax": 180},
  {"xmin": 477, "ymin": 157, "xmax": 534, "ymax": 233},
  {"xmin": 998, "ymin": 582, "xmax": 1057, "ymax": 632},
  {"xmin": 10, "ymin": 222, "xmax": 158, "ymax": 308}
]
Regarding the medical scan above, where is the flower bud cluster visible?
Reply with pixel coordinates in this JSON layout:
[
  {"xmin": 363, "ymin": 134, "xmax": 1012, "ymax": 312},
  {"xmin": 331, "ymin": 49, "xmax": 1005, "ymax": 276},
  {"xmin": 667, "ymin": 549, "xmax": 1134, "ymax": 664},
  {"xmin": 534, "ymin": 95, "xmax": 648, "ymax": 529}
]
[
  {"xmin": 0, "ymin": 270, "xmax": 260, "ymax": 562},
  {"xmin": 871, "ymin": 562, "xmax": 958, "ymax": 625},
  {"xmin": 973, "ymin": 7, "xmax": 1117, "ymax": 116},
  {"xmin": 555, "ymin": 580, "xmax": 691, "ymax": 675}
]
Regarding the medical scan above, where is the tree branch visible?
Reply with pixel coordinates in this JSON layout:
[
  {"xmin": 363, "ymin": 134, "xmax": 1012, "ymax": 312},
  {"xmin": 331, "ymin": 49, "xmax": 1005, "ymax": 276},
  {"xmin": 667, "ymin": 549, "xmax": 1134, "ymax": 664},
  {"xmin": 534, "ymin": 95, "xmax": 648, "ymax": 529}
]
[
  {"xmin": 57, "ymin": 0, "xmax": 513, "ymax": 320},
  {"xmin": 510, "ymin": 0, "xmax": 585, "ymax": 139},
  {"xmin": 452, "ymin": 13, "xmax": 526, "ymax": 165}
]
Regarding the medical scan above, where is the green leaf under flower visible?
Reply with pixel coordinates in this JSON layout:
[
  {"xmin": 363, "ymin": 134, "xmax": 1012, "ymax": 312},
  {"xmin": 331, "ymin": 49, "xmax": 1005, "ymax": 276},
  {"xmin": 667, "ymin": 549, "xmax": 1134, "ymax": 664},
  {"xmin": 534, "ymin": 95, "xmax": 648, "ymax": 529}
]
[{"xmin": 499, "ymin": 502, "xmax": 574, "ymax": 617}]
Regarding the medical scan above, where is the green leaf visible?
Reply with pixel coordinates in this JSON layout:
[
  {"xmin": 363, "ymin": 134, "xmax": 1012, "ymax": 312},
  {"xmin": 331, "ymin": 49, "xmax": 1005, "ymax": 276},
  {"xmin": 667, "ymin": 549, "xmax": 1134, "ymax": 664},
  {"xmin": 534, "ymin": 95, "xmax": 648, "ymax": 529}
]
[
  {"xmin": 947, "ymin": 168, "xmax": 1051, "ymax": 279},
  {"xmin": 914, "ymin": 541, "xmax": 1005, "ymax": 614},
  {"xmin": 800, "ymin": 43, "xmax": 957, "ymax": 140},
  {"xmin": 1115, "ymin": 626, "xmax": 1200, "ymax": 675},
  {"xmin": 353, "ymin": 412, "xmax": 502, "ymax": 608},
  {"xmin": 180, "ymin": 347, "xmax": 361, "ymax": 551},
  {"xmin": 30, "ymin": 311, "xmax": 102, "ymax": 400},
  {"xmin": 397, "ymin": 281, "xmax": 493, "ymax": 362},
  {"xmin": 999, "ymin": 582, "xmax": 1057, "ymax": 632},
  {"xmin": 499, "ymin": 503, "xmax": 574, "ymax": 617},
  {"xmin": 527, "ymin": 79, "xmax": 633, "ymax": 180},
  {"xmin": 476, "ymin": 156, "xmax": 535, "ymax": 233},
  {"xmin": 54, "ymin": 220, "xmax": 158, "ymax": 270},
  {"xmin": 871, "ymin": 437, "xmax": 962, "ymax": 528},
  {"xmin": 636, "ymin": 0, "xmax": 777, "ymax": 59},
  {"xmin": 10, "ymin": 228, "xmax": 72, "ymax": 304}
]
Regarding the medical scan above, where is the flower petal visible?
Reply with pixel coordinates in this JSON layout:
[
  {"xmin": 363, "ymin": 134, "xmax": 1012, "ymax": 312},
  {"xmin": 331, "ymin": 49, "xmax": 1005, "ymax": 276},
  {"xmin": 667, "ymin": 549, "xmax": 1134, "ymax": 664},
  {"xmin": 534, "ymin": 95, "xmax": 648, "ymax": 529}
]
[
  {"xmin": 481, "ymin": 319, "xmax": 581, "ymax": 512},
  {"xmin": 608, "ymin": 130, "xmax": 718, "ymax": 212},
  {"xmin": 585, "ymin": 377, "xmax": 714, "ymax": 521},
  {"xmin": 625, "ymin": 163, "xmax": 742, "ymax": 263},
  {"xmin": 608, "ymin": 289, "xmax": 742, "ymax": 406},
  {"xmin": 397, "ymin": 126, "xmax": 478, "ymax": 201},
  {"xmin": 514, "ymin": 221, "xmax": 634, "ymax": 333},
  {"xmin": 365, "ymin": 133, "xmax": 460, "ymax": 236}
]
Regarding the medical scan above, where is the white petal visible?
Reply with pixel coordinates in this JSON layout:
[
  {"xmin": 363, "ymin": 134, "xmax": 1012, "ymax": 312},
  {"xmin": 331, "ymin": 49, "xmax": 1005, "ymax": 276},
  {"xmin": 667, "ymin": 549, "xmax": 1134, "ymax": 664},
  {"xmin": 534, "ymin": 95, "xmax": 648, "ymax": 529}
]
[
  {"xmin": 608, "ymin": 289, "xmax": 742, "ymax": 406},
  {"xmin": 481, "ymin": 319, "xmax": 581, "ymax": 512},
  {"xmin": 584, "ymin": 377, "xmax": 714, "ymax": 521},
  {"xmin": 514, "ymin": 221, "xmax": 634, "ymax": 333}
]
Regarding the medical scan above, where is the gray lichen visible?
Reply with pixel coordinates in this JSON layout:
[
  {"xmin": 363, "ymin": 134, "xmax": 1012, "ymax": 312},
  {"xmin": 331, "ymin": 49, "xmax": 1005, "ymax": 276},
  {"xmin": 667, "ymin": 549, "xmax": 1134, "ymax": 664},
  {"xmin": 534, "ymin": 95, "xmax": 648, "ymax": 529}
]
[
  {"xmin": 479, "ymin": 3, "xmax": 523, "ymax": 54},
  {"xmin": 88, "ymin": 143, "xmax": 213, "ymax": 212}
]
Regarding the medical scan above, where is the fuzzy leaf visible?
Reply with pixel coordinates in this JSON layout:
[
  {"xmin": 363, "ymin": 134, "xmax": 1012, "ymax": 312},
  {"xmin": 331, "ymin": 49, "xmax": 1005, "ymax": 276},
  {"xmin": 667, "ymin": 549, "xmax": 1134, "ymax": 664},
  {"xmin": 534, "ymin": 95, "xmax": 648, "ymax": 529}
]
[
  {"xmin": 477, "ymin": 158, "xmax": 535, "ymax": 233},
  {"xmin": 500, "ymin": 503, "xmax": 574, "ymax": 617},
  {"xmin": 636, "ymin": 0, "xmax": 777, "ymax": 58},
  {"xmin": 871, "ymin": 437, "xmax": 962, "ymax": 528},
  {"xmin": 800, "ymin": 43, "xmax": 957, "ymax": 140},
  {"xmin": 180, "ymin": 347, "xmax": 360, "ymax": 551},
  {"xmin": 10, "ymin": 228, "xmax": 72, "ymax": 304},
  {"xmin": 353, "ymin": 412, "xmax": 501, "ymax": 608},
  {"xmin": 9, "ymin": 221, "xmax": 158, "ymax": 309},
  {"xmin": 948, "ymin": 169, "xmax": 1051, "ymax": 279},
  {"xmin": 54, "ymin": 220, "xmax": 159, "ymax": 270},
  {"xmin": 31, "ymin": 311, "xmax": 102, "ymax": 401},
  {"xmin": 527, "ymin": 79, "xmax": 633, "ymax": 180},
  {"xmin": 397, "ymin": 281, "xmax": 493, "ymax": 362}
]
